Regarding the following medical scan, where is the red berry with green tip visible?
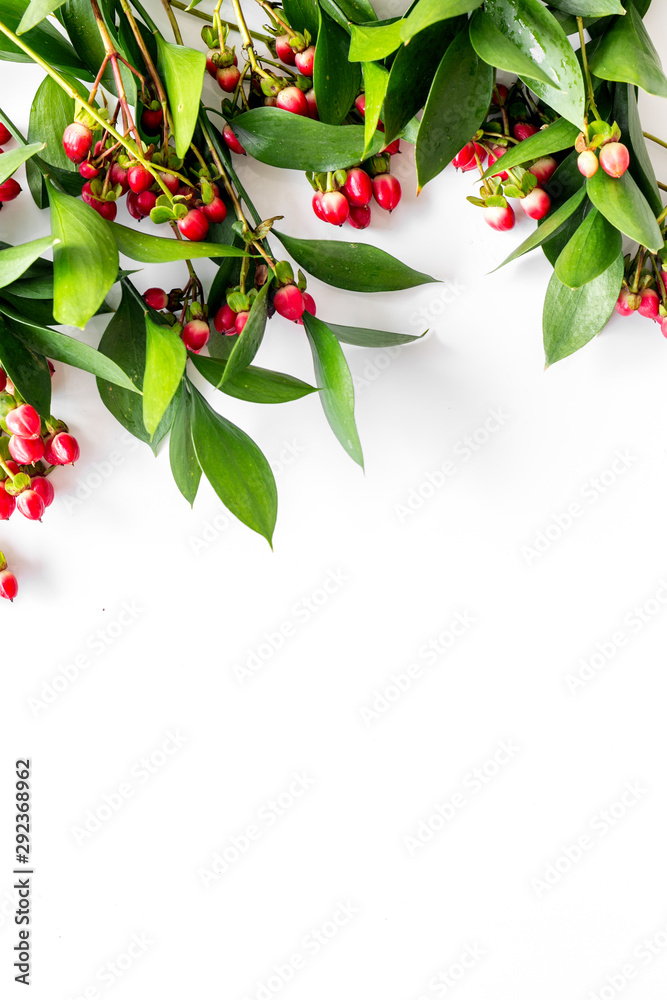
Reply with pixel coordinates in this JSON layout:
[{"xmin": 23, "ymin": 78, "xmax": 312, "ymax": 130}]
[
  {"xmin": 214, "ymin": 304, "xmax": 237, "ymax": 333},
  {"xmin": 181, "ymin": 320, "xmax": 210, "ymax": 353},
  {"xmin": 217, "ymin": 65, "xmax": 241, "ymax": 92},
  {"xmin": 127, "ymin": 163, "xmax": 154, "ymax": 193},
  {"xmin": 0, "ymin": 569, "xmax": 18, "ymax": 601},
  {"xmin": 483, "ymin": 204, "xmax": 516, "ymax": 231},
  {"xmin": 0, "ymin": 483, "xmax": 15, "ymax": 520},
  {"xmin": 47, "ymin": 432, "xmax": 80, "ymax": 465},
  {"xmin": 30, "ymin": 476, "xmax": 54, "ymax": 507},
  {"xmin": 203, "ymin": 196, "xmax": 227, "ymax": 223},
  {"xmin": 529, "ymin": 156, "xmax": 557, "ymax": 185},
  {"xmin": 6, "ymin": 404, "xmax": 41, "ymax": 439},
  {"xmin": 294, "ymin": 45, "xmax": 315, "ymax": 76},
  {"xmin": 615, "ymin": 289, "xmax": 636, "ymax": 316},
  {"xmin": 0, "ymin": 178, "xmax": 21, "ymax": 201},
  {"xmin": 347, "ymin": 204, "xmax": 371, "ymax": 229},
  {"xmin": 276, "ymin": 34, "xmax": 296, "ymax": 65},
  {"xmin": 63, "ymin": 122, "xmax": 93, "ymax": 163},
  {"xmin": 275, "ymin": 86, "xmax": 308, "ymax": 116},
  {"xmin": 599, "ymin": 141, "xmax": 630, "ymax": 178},
  {"xmin": 110, "ymin": 161, "xmax": 130, "ymax": 192},
  {"xmin": 223, "ymin": 124, "xmax": 245, "ymax": 154},
  {"xmin": 235, "ymin": 311, "xmax": 249, "ymax": 334},
  {"xmin": 8, "ymin": 435, "xmax": 45, "ymax": 465},
  {"xmin": 372, "ymin": 174, "xmax": 401, "ymax": 212},
  {"xmin": 513, "ymin": 122, "xmax": 539, "ymax": 141},
  {"xmin": 639, "ymin": 288, "xmax": 660, "ymax": 319},
  {"xmin": 178, "ymin": 208, "xmax": 209, "ymax": 241},
  {"xmin": 91, "ymin": 198, "xmax": 117, "ymax": 221},
  {"xmin": 144, "ymin": 287, "xmax": 168, "ymax": 310},
  {"xmin": 159, "ymin": 171, "xmax": 180, "ymax": 195},
  {"xmin": 577, "ymin": 150, "xmax": 599, "ymax": 178},
  {"xmin": 274, "ymin": 284, "xmax": 305, "ymax": 321},
  {"xmin": 521, "ymin": 187, "xmax": 551, "ymax": 220},
  {"xmin": 79, "ymin": 161, "xmax": 99, "ymax": 179},
  {"xmin": 343, "ymin": 168, "xmax": 372, "ymax": 207},
  {"xmin": 321, "ymin": 190, "xmax": 349, "ymax": 226},
  {"xmin": 17, "ymin": 489, "xmax": 44, "ymax": 521}
]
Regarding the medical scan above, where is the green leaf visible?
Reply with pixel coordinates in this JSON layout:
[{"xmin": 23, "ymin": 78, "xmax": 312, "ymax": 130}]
[
  {"xmin": 18, "ymin": 0, "xmax": 67, "ymax": 34},
  {"xmin": 60, "ymin": 0, "xmax": 135, "ymax": 103},
  {"xmin": 332, "ymin": 0, "xmax": 377, "ymax": 22},
  {"xmin": 26, "ymin": 75, "xmax": 75, "ymax": 208},
  {"xmin": 313, "ymin": 8, "xmax": 360, "ymax": 126},
  {"xmin": 612, "ymin": 82, "xmax": 662, "ymax": 217},
  {"xmin": 48, "ymin": 180, "xmax": 118, "ymax": 329},
  {"xmin": 361, "ymin": 61, "xmax": 388, "ymax": 157},
  {"xmin": 496, "ymin": 187, "xmax": 587, "ymax": 269},
  {"xmin": 230, "ymin": 108, "xmax": 385, "ymax": 171},
  {"xmin": 303, "ymin": 312, "xmax": 363, "ymax": 467},
  {"xmin": 156, "ymin": 35, "xmax": 206, "ymax": 158},
  {"xmin": 221, "ymin": 280, "xmax": 270, "ymax": 384},
  {"xmin": 0, "ymin": 236, "xmax": 57, "ymax": 289},
  {"xmin": 416, "ymin": 31, "xmax": 494, "ymax": 190},
  {"xmin": 190, "ymin": 385, "xmax": 277, "ymax": 544},
  {"xmin": 0, "ymin": 0, "xmax": 89, "ymax": 74},
  {"xmin": 96, "ymin": 282, "xmax": 174, "ymax": 452},
  {"xmin": 383, "ymin": 18, "xmax": 461, "ymax": 143},
  {"xmin": 554, "ymin": 209, "xmax": 622, "ymax": 288},
  {"xmin": 549, "ymin": 0, "xmax": 623, "ymax": 13},
  {"xmin": 108, "ymin": 222, "xmax": 248, "ymax": 263},
  {"xmin": 348, "ymin": 20, "xmax": 403, "ymax": 61},
  {"xmin": 0, "ymin": 142, "xmax": 44, "ymax": 186},
  {"xmin": 541, "ymin": 196, "xmax": 589, "ymax": 268},
  {"xmin": 589, "ymin": 5, "xmax": 667, "ymax": 97},
  {"xmin": 169, "ymin": 382, "xmax": 201, "ymax": 505},
  {"xmin": 544, "ymin": 253, "xmax": 623, "ymax": 366},
  {"xmin": 327, "ymin": 321, "xmax": 426, "ymax": 347},
  {"xmin": 469, "ymin": 11, "xmax": 560, "ymax": 88},
  {"xmin": 0, "ymin": 315, "xmax": 51, "ymax": 416},
  {"xmin": 190, "ymin": 353, "xmax": 318, "ymax": 403},
  {"xmin": 275, "ymin": 230, "xmax": 438, "ymax": 292},
  {"xmin": 282, "ymin": 0, "xmax": 319, "ymax": 38},
  {"xmin": 143, "ymin": 314, "xmax": 187, "ymax": 437},
  {"xmin": 586, "ymin": 167, "xmax": 663, "ymax": 252},
  {"xmin": 401, "ymin": 0, "xmax": 483, "ymax": 42},
  {"xmin": 481, "ymin": 117, "xmax": 580, "ymax": 179}
]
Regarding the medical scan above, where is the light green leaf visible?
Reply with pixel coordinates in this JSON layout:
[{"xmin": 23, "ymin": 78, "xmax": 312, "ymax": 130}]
[
  {"xmin": 143, "ymin": 314, "xmax": 187, "ymax": 437},
  {"xmin": 221, "ymin": 281, "xmax": 270, "ymax": 384},
  {"xmin": 554, "ymin": 208, "xmax": 622, "ymax": 288},
  {"xmin": 349, "ymin": 20, "xmax": 403, "ymax": 61},
  {"xmin": 589, "ymin": 4, "xmax": 667, "ymax": 97},
  {"xmin": 0, "ymin": 236, "xmax": 57, "ymax": 290},
  {"xmin": 18, "ymin": 0, "xmax": 67, "ymax": 34},
  {"xmin": 401, "ymin": 0, "xmax": 483, "ymax": 42},
  {"xmin": 108, "ymin": 222, "xmax": 248, "ymax": 263},
  {"xmin": 361, "ymin": 61, "xmax": 388, "ymax": 157},
  {"xmin": 496, "ymin": 187, "xmax": 587, "ymax": 269},
  {"xmin": 0, "ymin": 142, "xmax": 44, "ymax": 186},
  {"xmin": 156, "ymin": 35, "xmax": 206, "ymax": 158}
]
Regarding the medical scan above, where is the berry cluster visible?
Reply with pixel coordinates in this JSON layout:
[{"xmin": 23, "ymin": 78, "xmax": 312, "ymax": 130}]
[
  {"xmin": 0, "ymin": 121, "xmax": 23, "ymax": 210},
  {"xmin": 615, "ymin": 257, "xmax": 667, "ymax": 337},
  {"xmin": 575, "ymin": 121, "xmax": 630, "ymax": 179}
]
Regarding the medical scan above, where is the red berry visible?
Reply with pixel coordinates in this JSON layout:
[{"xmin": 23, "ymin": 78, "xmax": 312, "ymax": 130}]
[
  {"xmin": 483, "ymin": 204, "xmax": 516, "ymax": 231},
  {"xmin": 0, "ymin": 368, "xmax": 5, "ymax": 392},
  {"xmin": 493, "ymin": 84, "xmax": 509, "ymax": 104},
  {"xmin": 343, "ymin": 168, "xmax": 372, "ymax": 207},
  {"xmin": 294, "ymin": 45, "xmax": 315, "ymax": 77},
  {"xmin": 274, "ymin": 284, "xmax": 305, "ymax": 321},
  {"xmin": 144, "ymin": 287, "xmax": 169, "ymax": 310},
  {"xmin": 0, "ymin": 123, "xmax": 11, "ymax": 145},
  {"xmin": 141, "ymin": 107, "xmax": 163, "ymax": 133},
  {"xmin": 0, "ymin": 483, "xmax": 16, "ymax": 520},
  {"xmin": 513, "ymin": 123, "xmax": 539, "ymax": 141},
  {"xmin": 6, "ymin": 403, "xmax": 40, "ymax": 439},
  {"xmin": 305, "ymin": 88, "xmax": 318, "ymax": 120},
  {"xmin": 30, "ymin": 475, "xmax": 54, "ymax": 507},
  {"xmin": 599, "ymin": 141, "xmax": 630, "ymax": 179},
  {"xmin": 47, "ymin": 432, "xmax": 80, "ymax": 465},
  {"xmin": 136, "ymin": 190, "xmax": 157, "ymax": 217},
  {"xmin": 214, "ymin": 304, "xmax": 237, "ymax": 333},
  {"xmin": 128, "ymin": 163, "xmax": 154, "ymax": 193},
  {"xmin": 577, "ymin": 150, "xmax": 599, "ymax": 178},
  {"xmin": 372, "ymin": 174, "xmax": 401, "ymax": 212},
  {"xmin": 126, "ymin": 192, "xmax": 144, "ymax": 221},
  {"xmin": 453, "ymin": 142, "xmax": 486, "ymax": 172},
  {"xmin": 5, "ymin": 461, "xmax": 19, "ymax": 476},
  {"xmin": 312, "ymin": 190, "xmax": 327, "ymax": 222},
  {"xmin": 615, "ymin": 288, "xmax": 636, "ymax": 317},
  {"xmin": 487, "ymin": 146, "xmax": 509, "ymax": 181},
  {"xmin": 0, "ymin": 569, "xmax": 18, "ymax": 601},
  {"xmin": 91, "ymin": 198, "xmax": 117, "ymax": 221},
  {"xmin": 276, "ymin": 34, "xmax": 296, "ymax": 65},
  {"xmin": 79, "ymin": 161, "xmax": 99, "ymax": 179},
  {"xmin": 159, "ymin": 171, "xmax": 180, "ymax": 195},
  {"xmin": 275, "ymin": 86, "xmax": 308, "ymax": 116},
  {"xmin": 181, "ymin": 320, "xmax": 210, "ymax": 353},
  {"xmin": 0, "ymin": 178, "xmax": 21, "ymax": 202},
  {"xmin": 8, "ymin": 434, "xmax": 45, "ymax": 465},
  {"xmin": 529, "ymin": 156, "xmax": 557, "ymax": 185},
  {"xmin": 521, "ymin": 187, "xmax": 551, "ymax": 220},
  {"xmin": 302, "ymin": 292, "xmax": 316, "ymax": 316},
  {"xmin": 17, "ymin": 489, "xmax": 44, "ymax": 521},
  {"xmin": 321, "ymin": 190, "xmax": 349, "ymax": 226},
  {"xmin": 203, "ymin": 196, "xmax": 227, "ymax": 224},
  {"xmin": 217, "ymin": 65, "xmax": 241, "ymax": 92},
  {"xmin": 110, "ymin": 161, "xmax": 130, "ymax": 192},
  {"xmin": 223, "ymin": 124, "xmax": 245, "ymax": 155},
  {"xmin": 178, "ymin": 208, "xmax": 209, "ymax": 241},
  {"xmin": 662, "ymin": 317, "xmax": 667, "ymax": 338},
  {"xmin": 235, "ymin": 311, "xmax": 249, "ymax": 334},
  {"xmin": 63, "ymin": 122, "xmax": 93, "ymax": 163},
  {"xmin": 355, "ymin": 94, "xmax": 366, "ymax": 117},
  {"xmin": 347, "ymin": 204, "xmax": 371, "ymax": 229},
  {"xmin": 639, "ymin": 288, "xmax": 660, "ymax": 320}
]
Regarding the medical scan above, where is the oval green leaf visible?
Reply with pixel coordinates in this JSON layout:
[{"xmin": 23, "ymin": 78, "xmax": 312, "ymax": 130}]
[
  {"xmin": 349, "ymin": 20, "xmax": 403, "ymax": 62},
  {"xmin": 0, "ymin": 0, "xmax": 88, "ymax": 74},
  {"xmin": 401, "ymin": 0, "xmax": 483, "ymax": 41},
  {"xmin": 469, "ymin": 11, "xmax": 557, "ymax": 88},
  {"xmin": 314, "ymin": 8, "xmax": 360, "ymax": 125},
  {"xmin": 589, "ymin": 4, "xmax": 667, "ymax": 97},
  {"xmin": 554, "ymin": 208, "xmax": 622, "ymax": 288},
  {"xmin": 18, "ymin": 0, "xmax": 67, "ymax": 34},
  {"xmin": 282, "ymin": 0, "xmax": 319, "ymax": 38},
  {"xmin": 544, "ymin": 253, "xmax": 623, "ymax": 366},
  {"xmin": 169, "ymin": 382, "xmax": 201, "ymax": 506},
  {"xmin": 108, "ymin": 221, "xmax": 248, "ymax": 263},
  {"xmin": 156, "ymin": 35, "xmax": 206, "ymax": 158},
  {"xmin": 586, "ymin": 167, "xmax": 663, "ymax": 253},
  {"xmin": 612, "ymin": 81, "xmax": 662, "ymax": 217},
  {"xmin": 0, "ymin": 315, "xmax": 51, "ymax": 415},
  {"xmin": 221, "ymin": 280, "xmax": 270, "ymax": 384},
  {"xmin": 481, "ymin": 117, "xmax": 580, "ymax": 179},
  {"xmin": 327, "ymin": 322, "xmax": 426, "ymax": 347},
  {"xmin": 0, "ymin": 236, "xmax": 57, "ymax": 290},
  {"xmin": 496, "ymin": 187, "xmax": 587, "ymax": 270},
  {"xmin": 549, "ymin": 0, "xmax": 623, "ymax": 12},
  {"xmin": 143, "ymin": 314, "xmax": 187, "ymax": 437},
  {"xmin": 190, "ymin": 353, "xmax": 318, "ymax": 403},
  {"xmin": 0, "ymin": 142, "xmax": 44, "ymax": 186},
  {"xmin": 361, "ymin": 61, "xmax": 388, "ymax": 157}
]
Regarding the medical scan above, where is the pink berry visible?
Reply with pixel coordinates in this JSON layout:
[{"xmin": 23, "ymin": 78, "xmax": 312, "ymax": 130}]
[
  {"xmin": 206, "ymin": 48, "xmax": 219, "ymax": 77},
  {"xmin": 302, "ymin": 292, "xmax": 316, "ymax": 316},
  {"xmin": 17, "ymin": 489, "xmax": 44, "ymax": 521},
  {"xmin": 274, "ymin": 284, "xmax": 305, "ymax": 321},
  {"xmin": 487, "ymin": 146, "xmax": 509, "ymax": 181},
  {"xmin": 453, "ymin": 141, "xmax": 486, "ymax": 172},
  {"xmin": 178, "ymin": 208, "xmax": 209, "ymax": 241},
  {"xmin": 355, "ymin": 94, "xmax": 366, "ymax": 117},
  {"xmin": 79, "ymin": 161, "xmax": 99, "ymax": 179},
  {"xmin": 8, "ymin": 434, "xmax": 44, "ymax": 465},
  {"xmin": 217, "ymin": 65, "xmax": 241, "ymax": 93},
  {"xmin": 661, "ymin": 317, "xmax": 667, "ymax": 338},
  {"xmin": 223, "ymin": 124, "xmax": 245, "ymax": 155},
  {"xmin": 141, "ymin": 107, "xmax": 163, "ymax": 133},
  {"xmin": 127, "ymin": 163, "xmax": 153, "ymax": 193},
  {"xmin": 214, "ymin": 304, "xmax": 237, "ymax": 333},
  {"xmin": 321, "ymin": 190, "xmax": 349, "ymax": 226},
  {"xmin": 159, "ymin": 171, "xmax": 180, "ymax": 195},
  {"xmin": 599, "ymin": 142, "xmax": 630, "ymax": 179},
  {"xmin": 30, "ymin": 475, "xmax": 54, "ymax": 507},
  {"xmin": 144, "ymin": 287, "xmax": 168, "ymax": 310},
  {"xmin": 275, "ymin": 87, "xmax": 308, "ymax": 116},
  {"xmin": 294, "ymin": 45, "xmax": 315, "ymax": 77},
  {"xmin": 305, "ymin": 89, "xmax": 318, "ymax": 120},
  {"xmin": 110, "ymin": 162, "xmax": 130, "ymax": 192},
  {"xmin": 6, "ymin": 404, "xmax": 40, "ymax": 439},
  {"xmin": 347, "ymin": 204, "xmax": 371, "ymax": 229},
  {"xmin": 0, "ymin": 123, "xmax": 11, "ymax": 145},
  {"xmin": 639, "ymin": 288, "xmax": 660, "ymax": 320},
  {"xmin": 577, "ymin": 150, "xmax": 599, "ymax": 178},
  {"xmin": 483, "ymin": 204, "xmax": 516, "ymax": 231},
  {"xmin": 0, "ymin": 569, "xmax": 18, "ymax": 601},
  {"xmin": 62, "ymin": 122, "xmax": 93, "ymax": 163},
  {"xmin": 235, "ymin": 311, "xmax": 249, "ymax": 334},
  {"xmin": 312, "ymin": 190, "xmax": 327, "ymax": 222},
  {"xmin": 529, "ymin": 156, "xmax": 557, "ymax": 185},
  {"xmin": 126, "ymin": 192, "xmax": 144, "ymax": 221},
  {"xmin": 276, "ymin": 35, "xmax": 296, "ymax": 65},
  {"xmin": 181, "ymin": 320, "xmax": 210, "ymax": 353},
  {"xmin": 343, "ymin": 168, "xmax": 372, "ymax": 207},
  {"xmin": 513, "ymin": 123, "xmax": 539, "ymax": 141},
  {"xmin": 0, "ymin": 482, "xmax": 16, "ymax": 520},
  {"xmin": 521, "ymin": 187, "xmax": 551, "ymax": 220},
  {"xmin": 203, "ymin": 196, "xmax": 227, "ymax": 224},
  {"xmin": 47, "ymin": 432, "xmax": 79, "ymax": 465},
  {"xmin": 615, "ymin": 289, "xmax": 635, "ymax": 317},
  {"xmin": 372, "ymin": 174, "xmax": 401, "ymax": 212},
  {"xmin": 0, "ymin": 178, "xmax": 21, "ymax": 202},
  {"xmin": 135, "ymin": 190, "xmax": 156, "ymax": 217}
]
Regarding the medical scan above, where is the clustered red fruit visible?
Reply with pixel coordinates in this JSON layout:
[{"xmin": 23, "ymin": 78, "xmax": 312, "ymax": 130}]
[
  {"xmin": 615, "ymin": 263, "xmax": 667, "ymax": 339},
  {"xmin": 576, "ymin": 123, "xmax": 630, "ymax": 180}
]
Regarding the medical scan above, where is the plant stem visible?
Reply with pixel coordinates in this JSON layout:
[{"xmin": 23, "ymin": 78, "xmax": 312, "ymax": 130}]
[
  {"xmin": 167, "ymin": 0, "xmax": 271, "ymax": 42},
  {"xmin": 643, "ymin": 131, "xmax": 667, "ymax": 150},
  {"xmin": 252, "ymin": 0, "xmax": 293, "ymax": 36},
  {"xmin": 230, "ymin": 0, "xmax": 268, "ymax": 77},
  {"xmin": 577, "ymin": 16, "xmax": 600, "ymax": 124},
  {"xmin": 157, "ymin": 0, "xmax": 183, "ymax": 42},
  {"xmin": 118, "ymin": 0, "xmax": 170, "ymax": 148},
  {"xmin": 90, "ymin": 0, "xmax": 143, "ymax": 147}
]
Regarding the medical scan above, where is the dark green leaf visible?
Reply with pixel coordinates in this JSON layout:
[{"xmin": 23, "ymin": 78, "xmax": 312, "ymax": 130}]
[
  {"xmin": 401, "ymin": 0, "xmax": 483, "ymax": 42},
  {"xmin": 313, "ymin": 9, "xmax": 360, "ymax": 125},
  {"xmin": 554, "ymin": 208, "xmax": 622, "ymax": 288},
  {"xmin": 361, "ymin": 61, "xmax": 387, "ymax": 156},
  {"xmin": 586, "ymin": 167, "xmax": 663, "ymax": 252},
  {"xmin": 612, "ymin": 81, "xmax": 662, "ymax": 216},
  {"xmin": 332, "ymin": 0, "xmax": 376, "ymax": 22},
  {"xmin": 230, "ymin": 107, "xmax": 385, "ymax": 171},
  {"xmin": 348, "ymin": 20, "xmax": 403, "ymax": 61},
  {"xmin": 0, "ymin": 236, "xmax": 57, "ymax": 289},
  {"xmin": 143, "ymin": 314, "xmax": 187, "ymax": 437},
  {"xmin": 169, "ymin": 382, "xmax": 201, "ymax": 505},
  {"xmin": 108, "ymin": 222, "xmax": 249, "ymax": 263},
  {"xmin": 26, "ymin": 75, "xmax": 75, "ymax": 208},
  {"xmin": 0, "ymin": 141, "xmax": 44, "ymax": 186},
  {"xmin": 221, "ymin": 280, "xmax": 270, "ymax": 384},
  {"xmin": 416, "ymin": 31, "xmax": 494, "ymax": 189},
  {"xmin": 0, "ymin": 315, "xmax": 51, "ymax": 416},
  {"xmin": 275, "ymin": 230, "xmax": 438, "ymax": 291},
  {"xmin": 469, "ymin": 11, "xmax": 557, "ymax": 88},
  {"xmin": 1, "ymin": 293, "xmax": 56, "ymax": 325},
  {"xmin": 496, "ymin": 187, "xmax": 587, "ymax": 269},
  {"xmin": 327, "ymin": 321, "xmax": 426, "ymax": 346},
  {"xmin": 544, "ymin": 253, "xmax": 623, "ymax": 366},
  {"xmin": 282, "ymin": 0, "xmax": 319, "ymax": 38},
  {"xmin": 481, "ymin": 117, "xmax": 580, "ymax": 179},
  {"xmin": 0, "ymin": 0, "xmax": 89, "ymax": 74},
  {"xmin": 589, "ymin": 4, "xmax": 667, "ymax": 97},
  {"xmin": 156, "ymin": 35, "xmax": 206, "ymax": 158},
  {"xmin": 190, "ymin": 385, "xmax": 277, "ymax": 544},
  {"xmin": 190, "ymin": 353, "xmax": 318, "ymax": 403},
  {"xmin": 549, "ymin": 0, "xmax": 623, "ymax": 12},
  {"xmin": 541, "ymin": 195, "xmax": 589, "ymax": 267}
]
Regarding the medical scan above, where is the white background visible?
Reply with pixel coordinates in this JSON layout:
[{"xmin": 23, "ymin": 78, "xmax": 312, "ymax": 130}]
[{"xmin": 3, "ymin": 3, "xmax": 667, "ymax": 1000}]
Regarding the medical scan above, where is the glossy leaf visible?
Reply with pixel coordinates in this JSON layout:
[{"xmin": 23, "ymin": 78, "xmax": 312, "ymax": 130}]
[
  {"xmin": 541, "ymin": 196, "xmax": 589, "ymax": 268},
  {"xmin": 348, "ymin": 20, "xmax": 403, "ymax": 61},
  {"xmin": 496, "ymin": 187, "xmax": 587, "ymax": 269},
  {"xmin": 0, "ymin": 142, "xmax": 43, "ymax": 187},
  {"xmin": 589, "ymin": 4, "xmax": 667, "ymax": 97},
  {"xmin": 0, "ymin": 0, "xmax": 88, "ymax": 74},
  {"xmin": 143, "ymin": 314, "xmax": 187, "ymax": 437},
  {"xmin": 48, "ymin": 180, "xmax": 118, "ymax": 329},
  {"xmin": 331, "ymin": 0, "xmax": 376, "ymax": 22},
  {"xmin": 230, "ymin": 108, "xmax": 385, "ymax": 171},
  {"xmin": 481, "ymin": 117, "xmax": 580, "ymax": 179},
  {"xmin": 327, "ymin": 322, "xmax": 426, "ymax": 347},
  {"xmin": 221, "ymin": 280, "xmax": 270, "ymax": 384},
  {"xmin": 282, "ymin": 0, "xmax": 319, "ymax": 38},
  {"xmin": 190, "ymin": 386, "xmax": 277, "ymax": 544},
  {"xmin": 303, "ymin": 312, "xmax": 363, "ymax": 468},
  {"xmin": 0, "ymin": 316, "xmax": 51, "ymax": 415},
  {"xmin": 18, "ymin": 0, "xmax": 67, "ymax": 34},
  {"xmin": 544, "ymin": 254, "xmax": 623, "ymax": 366},
  {"xmin": 275, "ymin": 230, "xmax": 437, "ymax": 292},
  {"xmin": 60, "ymin": 0, "xmax": 135, "ymax": 102},
  {"xmin": 554, "ymin": 209, "xmax": 622, "ymax": 288},
  {"xmin": 361, "ymin": 61, "xmax": 388, "ymax": 157},
  {"xmin": 108, "ymin": 222, "xmax": 248, "ymax": 263},
  {"xmin": 26, "ymin": 75, "xmax": 75, "ymax": 208},
  {"xmin": 156, "ymin": 35, "xmax": 206, "ymax": 158},
  {"xmin": 0, "ymin": 236, "xmax": 57, "ymax": 289},
  {"xmin": 169, "ymin": 383, "xmax": 201, "ymax": 505},
  {"xmin": 612, "ymin": 81, "xmax": 662, "ymax": 216},
  {"xmin": 314, "ymin": 8, "xmax": 360, "ymax": 125},
  {"xmin": 469, "ymin": 11, "xmax": 559, "ymax": 88},
  {"xmin": 549, "ymin": 0, "xmax": 623, "ymax": 12},
  {"xmin": 586, "ymin": 167, "xmax": 663, "ymax": 253},
  {"xmin": 416, "ymin": 31, "xmax": 494, "ymax": 190},
  {"xmin": 190, "ymin": 353, "xmax": 318, "ymax": 403},
  {"xmin": 401, "ymin": 0, "xmax": 483, "ymax": 42}
]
